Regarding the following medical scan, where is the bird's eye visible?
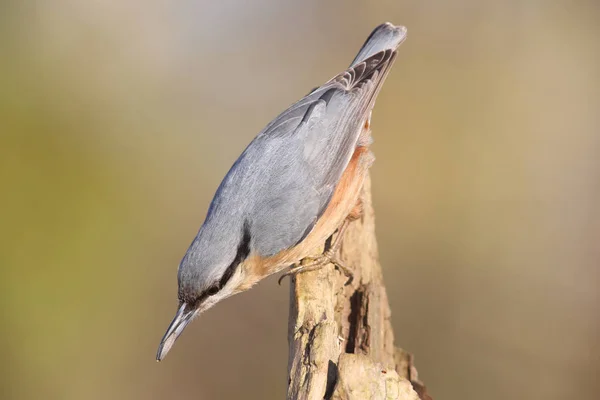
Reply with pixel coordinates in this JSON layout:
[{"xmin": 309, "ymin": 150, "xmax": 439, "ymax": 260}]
[{"xmin": 206, "ymin": 286, "xmax": 219, "ymax": 296}]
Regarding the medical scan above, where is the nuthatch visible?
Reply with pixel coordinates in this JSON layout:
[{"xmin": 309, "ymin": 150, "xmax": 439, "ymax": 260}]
[{"xmin": 157, "ymin": 22, "xmax": 407, "ymax": 361}]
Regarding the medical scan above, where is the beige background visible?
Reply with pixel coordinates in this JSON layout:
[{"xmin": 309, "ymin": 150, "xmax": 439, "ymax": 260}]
[{"xmin": 1, "ymin": 1, "xmax": 598, "ymax": 399}]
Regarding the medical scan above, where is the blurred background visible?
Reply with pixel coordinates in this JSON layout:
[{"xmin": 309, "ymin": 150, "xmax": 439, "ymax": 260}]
[{"xmin": 1, "ymin": 1, "xmax": 599, "ymax": 399}]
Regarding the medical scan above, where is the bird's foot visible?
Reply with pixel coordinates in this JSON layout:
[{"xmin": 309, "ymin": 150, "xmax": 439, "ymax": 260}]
[{"xmin": 278, "ymin": 250, "xmax": 353, "ymax": 285}]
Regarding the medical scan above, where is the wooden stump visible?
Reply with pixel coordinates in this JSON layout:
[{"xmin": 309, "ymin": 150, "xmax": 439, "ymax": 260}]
[{"xmin": 286, "ymin": 176, "xmax": 432, "ymax": 400}]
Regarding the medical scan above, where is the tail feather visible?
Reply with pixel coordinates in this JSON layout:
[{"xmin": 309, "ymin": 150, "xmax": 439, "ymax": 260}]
[{"xmin": 350, "ymin": 23, "xmax": 407, "ymax": 67}]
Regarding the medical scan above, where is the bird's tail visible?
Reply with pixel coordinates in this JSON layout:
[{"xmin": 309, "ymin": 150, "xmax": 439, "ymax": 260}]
[{"xmin": 350, "ymin": 23, "xmax": 407, "ymax": 68}]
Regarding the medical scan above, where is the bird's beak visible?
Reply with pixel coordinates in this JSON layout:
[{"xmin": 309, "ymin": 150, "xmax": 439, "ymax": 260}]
[{"xmin": 156, "ymin": 303, "xmax": 197, "ymax": 361}]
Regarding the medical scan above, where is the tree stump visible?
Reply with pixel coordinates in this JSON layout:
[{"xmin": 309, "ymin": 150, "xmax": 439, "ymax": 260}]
[{"xmin": 286, "ymin": 176, "xmax": 432, "ymax": 400}]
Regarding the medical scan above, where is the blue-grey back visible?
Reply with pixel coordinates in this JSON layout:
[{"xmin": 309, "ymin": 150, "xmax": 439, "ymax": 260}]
[{"xmin": 182, "ymin": 23, "xmax": 407, "ymax": 285}]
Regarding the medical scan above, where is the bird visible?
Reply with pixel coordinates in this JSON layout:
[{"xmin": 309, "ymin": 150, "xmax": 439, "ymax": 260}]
[{"xmin": 156, "ymin": 22, "xmax": 407, "ymax": 361}]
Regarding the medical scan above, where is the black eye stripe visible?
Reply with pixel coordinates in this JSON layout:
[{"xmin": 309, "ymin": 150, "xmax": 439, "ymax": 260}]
[
  {"xmin": 218, "ymin": 220, "xmax": 251, "ymax": 289},
  {"xmin": 189, "ymin": 221, "xmax": 251, "ymax": 303},
  {"xmin": 206, "ymin": 286, "xmax": 219, "ymax": 296}
]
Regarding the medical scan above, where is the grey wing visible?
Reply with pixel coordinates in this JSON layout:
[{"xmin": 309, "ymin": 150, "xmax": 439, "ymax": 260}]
[{"xmin": 241, "ymin": 49, "xmax": 397, "ymax": 257}]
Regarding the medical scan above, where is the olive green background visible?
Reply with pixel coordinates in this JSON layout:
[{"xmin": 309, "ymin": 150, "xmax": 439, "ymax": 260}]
[{"xmin": 1, "ymin": 1, "xmax": 598, "ymax": 399}]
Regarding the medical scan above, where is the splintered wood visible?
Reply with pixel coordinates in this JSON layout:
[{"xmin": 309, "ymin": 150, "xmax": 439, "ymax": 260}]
[{"xmin": 287, "ymin": 177, "xmax": 431, "ymax": 400}]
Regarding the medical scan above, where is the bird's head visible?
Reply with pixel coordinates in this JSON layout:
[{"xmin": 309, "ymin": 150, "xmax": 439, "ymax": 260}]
[{"xmin": 156, "ymin": 223, "xmax": 252, "ymax": 361}]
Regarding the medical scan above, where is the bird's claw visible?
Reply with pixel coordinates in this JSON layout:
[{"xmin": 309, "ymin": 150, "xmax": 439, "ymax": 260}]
[{"xmin": 277, "ymin": 251, "xmax": 353, "ymax": 285}]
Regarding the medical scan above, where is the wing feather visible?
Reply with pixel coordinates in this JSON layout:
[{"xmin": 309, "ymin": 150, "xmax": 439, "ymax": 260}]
[
  {"xmin": 204, "ymin": 45, "xmax": 402, "ymax": 258},
  {"xmin": 237, "ymin": 50, "xmax": 398, "ymax": 255}
]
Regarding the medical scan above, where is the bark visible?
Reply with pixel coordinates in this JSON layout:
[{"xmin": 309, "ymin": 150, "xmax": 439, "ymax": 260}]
[{"xmin": 286, "ymin": 176, "xmax": 432, "ymax": 400}]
